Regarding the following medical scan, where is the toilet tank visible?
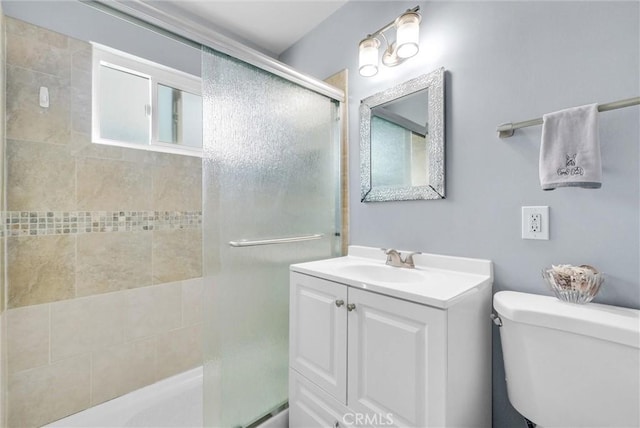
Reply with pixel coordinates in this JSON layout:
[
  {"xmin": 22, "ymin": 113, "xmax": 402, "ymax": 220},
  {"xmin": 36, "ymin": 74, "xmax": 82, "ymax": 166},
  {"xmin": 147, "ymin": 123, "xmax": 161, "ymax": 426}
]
[{"xmin": 494, "ymin": 291, "xmax": 640, "ymax": 428}]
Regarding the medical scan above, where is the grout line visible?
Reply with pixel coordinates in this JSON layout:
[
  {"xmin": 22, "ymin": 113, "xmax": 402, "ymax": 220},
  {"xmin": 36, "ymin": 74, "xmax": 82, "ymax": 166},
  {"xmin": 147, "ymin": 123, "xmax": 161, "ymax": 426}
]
[
  {"xmin": 88, "ymin": 345, "xmax": 94, "ymax": 406},
  {"xmin": 74, "ymin": 234, "xmax": 78, "ymax": 299},
  {"xmin": 179, "ymin": 280, "xmax": 184, "ymax": 328},
  {"xmin": 74, "ymin": 153, "xmax": 78, "ymax": 300},
  {"xmin": 48, "ymin": 303, "xmax": 52, "ymax": 365}
]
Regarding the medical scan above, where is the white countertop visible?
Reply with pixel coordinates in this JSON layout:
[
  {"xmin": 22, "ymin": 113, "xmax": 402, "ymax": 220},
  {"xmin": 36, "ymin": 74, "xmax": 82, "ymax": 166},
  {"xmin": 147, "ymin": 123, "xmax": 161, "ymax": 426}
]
[{"xmin": 291, "ymin": 246, "xmax": 493, "ymax": 309}]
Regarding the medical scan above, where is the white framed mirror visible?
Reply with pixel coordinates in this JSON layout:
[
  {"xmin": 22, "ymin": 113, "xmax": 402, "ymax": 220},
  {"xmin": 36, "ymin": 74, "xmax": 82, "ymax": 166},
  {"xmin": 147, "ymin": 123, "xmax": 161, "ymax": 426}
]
[{"xmin": 360, "ymin": 67, "xmax": 445, "ymax": 202}]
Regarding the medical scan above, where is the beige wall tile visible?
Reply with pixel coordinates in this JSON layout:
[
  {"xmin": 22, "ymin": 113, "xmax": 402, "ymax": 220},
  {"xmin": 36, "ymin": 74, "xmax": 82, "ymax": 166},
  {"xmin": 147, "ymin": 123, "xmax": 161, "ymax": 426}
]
[
  {"xmin": 152, "ymin": 160, "xmax": 202, "ymax": 211},
  {"xmin": 70, "ymin": 40, "xmax": 91, "ymax": 72},
  {"xmin": 8, "ymin": 355, "xmax": 90, "ymax": 428},
  {"xmin": 6, "ymin": 65, "xmax": 70, "ymax": 144},
  {"xmin": 152, "ymin": 229, "xmax": 202, "ymax": 284},
  {"xmin": 51, "ymin": 292, "xmax": 125, "ymax": 361},
  {"xmin": 121, "ymin": 146, "xmax": 158, "ymax": 165},
  {"xmin": 0, "ymin": 238, "xmax": 4, "ymax": 314},
  {"xmin": 182, "ymin": 277, "xmax": 204, "ymax": 326},
  {"xmin": 77, "ymin": 157, "xmax": 153, "ymax": 211},
  {"xmin": 156, "ymin": 323, "xmax": 202, "ymax": 380},
  {"xmin": 70, "ymin": 131, "xmax": 123, "ymax": 160},
  {"xmin": 91, "ymin": 338, "xmax": 157, "ymax": 406},
  {"xmin": 76, "ymin": 232, "xmax": 152, "ymax": 297},
  {"xmin": 69, "ymin": 38, "xmax": 93, "ymax": 142},
  {"xmin": 8, "ymin": 235, "xmax": 75, "ymax": 308},
  {"xmin": 69, "ymin": 34, "xmax": 91, "ymax": 135},
  {"xmin": 5, "ymin": 17, "xmax": 67, "ymax": 49},
  {"xmin": 70, "ymin": 66, "xmax": 91, "ymax": 135},
  {"xmin": 1, "ymin": 12, "xmax": 6, "ymax": 425},
  {"xmin": 6, "ymin": 18, "xmax": 70, "ymax": 78},
  {"xmin": 6, "ymin": 139, "xmax": 76, "ymax": 211},
  {"xmin": 7, "ymin": 305, "xmax": 49, "ymax": 374},
  {"xmin": 125, "ymin": 282, "xmax": 182, "ymax": 340},
  {"xmin": 0, "ymin": 313, "xmax": 6, "ymax": 428}
]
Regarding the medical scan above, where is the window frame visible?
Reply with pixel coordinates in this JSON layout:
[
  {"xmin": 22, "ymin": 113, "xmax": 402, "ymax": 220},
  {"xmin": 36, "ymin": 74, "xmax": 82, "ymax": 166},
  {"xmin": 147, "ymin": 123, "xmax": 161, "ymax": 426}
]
[{"xmin": 91, "ymin": 43, "xmax": 203, "ymax": 157}]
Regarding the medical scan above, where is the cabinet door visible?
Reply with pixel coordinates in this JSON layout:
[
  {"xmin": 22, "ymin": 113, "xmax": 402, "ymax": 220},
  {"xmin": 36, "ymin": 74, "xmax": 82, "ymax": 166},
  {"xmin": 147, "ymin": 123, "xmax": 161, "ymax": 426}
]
[
  {"xmin": 347, "ymin": 288, "xmax": 447, "ymax": 427},
  {"xmin": 290, "ymin": 273, "xmax": 348, "ymax": 402},
  {"xmin": 289, "ymin": 369, "xmax": 350, "ymax": 428}
]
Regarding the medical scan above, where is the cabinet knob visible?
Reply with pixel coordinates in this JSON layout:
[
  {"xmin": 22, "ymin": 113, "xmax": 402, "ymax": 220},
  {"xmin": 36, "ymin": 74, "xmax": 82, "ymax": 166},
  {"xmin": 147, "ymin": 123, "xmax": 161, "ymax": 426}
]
[
  {"xmin": 347, "ymin": 303, "xmax": 356, "ymax": 312},
  {"xmin": 335, "ymin": 299, "xmax": 345, "ymax": 307}
]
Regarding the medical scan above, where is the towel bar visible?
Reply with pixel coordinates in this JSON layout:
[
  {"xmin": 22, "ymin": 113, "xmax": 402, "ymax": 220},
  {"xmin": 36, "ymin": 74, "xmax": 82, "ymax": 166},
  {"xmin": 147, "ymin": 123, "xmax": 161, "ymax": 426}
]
[
  {"xmin": 229, "ymin": 233, "xmax": 324, "ymax": 247},
  {"xmin": 497, "ymin": 96, "xmax": 640, "ymax": 138}
]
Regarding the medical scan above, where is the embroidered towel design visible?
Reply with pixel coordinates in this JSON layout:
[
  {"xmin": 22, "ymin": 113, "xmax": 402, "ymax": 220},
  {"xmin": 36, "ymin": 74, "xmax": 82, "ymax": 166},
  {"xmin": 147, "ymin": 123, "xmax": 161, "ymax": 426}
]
[
  {"xmin": 557, "ymin": 153, "xmax": 584, "ymax": 176},
  {"xmin": 539, "ymin": 104, "xmax": 601, "ymax": 190}
]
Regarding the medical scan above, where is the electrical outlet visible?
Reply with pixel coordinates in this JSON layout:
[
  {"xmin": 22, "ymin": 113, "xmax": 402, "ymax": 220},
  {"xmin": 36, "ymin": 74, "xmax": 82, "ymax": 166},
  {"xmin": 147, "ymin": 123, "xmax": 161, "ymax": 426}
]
[
  {"xmin": 529, "ymin": 213, "xmax": 541, "ymax": 232},
  {"xmin": 522, "ymin": 206, "xmax": 549, "ymax": 240}
]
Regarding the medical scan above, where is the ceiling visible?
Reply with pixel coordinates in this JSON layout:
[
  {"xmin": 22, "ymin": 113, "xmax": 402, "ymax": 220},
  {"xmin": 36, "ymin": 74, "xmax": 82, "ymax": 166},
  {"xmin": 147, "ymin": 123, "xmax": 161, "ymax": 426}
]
[{"xmin": 146, "ymin": 1, "xmax": 349, "ymax": 57}]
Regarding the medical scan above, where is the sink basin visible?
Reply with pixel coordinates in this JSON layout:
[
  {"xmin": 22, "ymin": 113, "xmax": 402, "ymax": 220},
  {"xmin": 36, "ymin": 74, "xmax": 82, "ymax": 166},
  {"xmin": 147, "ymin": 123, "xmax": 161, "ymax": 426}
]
[
  {"xmin": 333, "ymin": 263, "xmax": 428, "ymax": 284},
  {"xmin": 291, "ymin": 246, "xmax": 493, "ymax": 308}
]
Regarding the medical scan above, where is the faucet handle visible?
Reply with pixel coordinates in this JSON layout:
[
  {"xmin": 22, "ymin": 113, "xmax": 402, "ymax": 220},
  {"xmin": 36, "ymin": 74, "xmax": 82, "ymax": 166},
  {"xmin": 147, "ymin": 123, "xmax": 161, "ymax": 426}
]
[
  {"xmin": 382, "ymin": 248, "xmax": 399, "ymax": 255},
  {"xmin": 382, "ymin": 248, "xmax": 403, "ymax": 267},
  {"xmin": 383, "ymin": 248, "xmax": 401, "ymax": 261},
  {"xmin": 402, "ymin": 251, "xmax": 422, "ymax": 267}
]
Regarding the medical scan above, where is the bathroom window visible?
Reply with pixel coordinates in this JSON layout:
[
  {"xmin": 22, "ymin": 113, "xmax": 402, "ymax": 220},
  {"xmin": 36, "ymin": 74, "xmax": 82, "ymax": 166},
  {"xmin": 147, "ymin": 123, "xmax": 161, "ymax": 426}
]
[{"xmin": 92, "ymin": 44, "xmax": 203, "ymax": 156}]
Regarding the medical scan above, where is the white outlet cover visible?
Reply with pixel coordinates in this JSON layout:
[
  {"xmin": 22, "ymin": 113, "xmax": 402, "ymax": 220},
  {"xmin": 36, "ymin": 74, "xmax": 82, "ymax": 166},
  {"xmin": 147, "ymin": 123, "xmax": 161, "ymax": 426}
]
[{"xmin": 522, "ymin": 206, "xmax": 549, "ymax": 240}]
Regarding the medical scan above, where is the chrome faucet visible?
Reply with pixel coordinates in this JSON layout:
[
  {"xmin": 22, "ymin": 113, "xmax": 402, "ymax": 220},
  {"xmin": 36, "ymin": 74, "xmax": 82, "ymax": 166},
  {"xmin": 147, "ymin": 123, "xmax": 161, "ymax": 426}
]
[{"xmin": 382, "ymin": 248, "xmax": 421, "ymax": 268}]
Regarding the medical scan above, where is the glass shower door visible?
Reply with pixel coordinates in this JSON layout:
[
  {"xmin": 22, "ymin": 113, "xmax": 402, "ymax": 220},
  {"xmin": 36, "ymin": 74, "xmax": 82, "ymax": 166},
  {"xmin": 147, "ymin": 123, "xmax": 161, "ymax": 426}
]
[{"xmin": 201, "ymin": 48, "xmax": 341, "ymax": 427}]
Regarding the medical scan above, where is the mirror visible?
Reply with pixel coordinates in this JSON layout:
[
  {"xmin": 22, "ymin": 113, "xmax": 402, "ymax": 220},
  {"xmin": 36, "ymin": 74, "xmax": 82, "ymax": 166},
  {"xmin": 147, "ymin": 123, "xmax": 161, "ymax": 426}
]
[{"xmin": 360, "ymin": 67, "xmax": 445, "ymax": 202}]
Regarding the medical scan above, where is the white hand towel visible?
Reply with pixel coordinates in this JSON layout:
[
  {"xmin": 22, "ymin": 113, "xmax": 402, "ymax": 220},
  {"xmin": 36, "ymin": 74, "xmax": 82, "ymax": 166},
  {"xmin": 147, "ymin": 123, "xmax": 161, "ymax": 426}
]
[{"xmin": 539, "ymin": 103, "xmax": 601, "ymax": 190}]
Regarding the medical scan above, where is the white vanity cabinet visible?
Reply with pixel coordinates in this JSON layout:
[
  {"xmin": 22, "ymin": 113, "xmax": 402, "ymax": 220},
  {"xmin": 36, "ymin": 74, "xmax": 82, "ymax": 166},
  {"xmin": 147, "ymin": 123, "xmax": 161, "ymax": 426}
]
[{"xmin": 288, "ymin": 246, "xmax": 493, "ymax": 428}]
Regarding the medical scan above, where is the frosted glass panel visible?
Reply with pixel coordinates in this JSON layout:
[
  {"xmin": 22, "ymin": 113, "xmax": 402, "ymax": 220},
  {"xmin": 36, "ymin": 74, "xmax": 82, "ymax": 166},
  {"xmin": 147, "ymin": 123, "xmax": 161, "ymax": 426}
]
[
  {"xmin": 157, "ymin": 84, "xmax": 203, "ymax": 148},
  {"xmin": 157, "ymin": 84, "xmax": 173, "ymax": 142},
  {"xmin": 202, "ymin": 49, "xmax": 340, "ymax": 427},
  {"xmin": 99, "ymin": 65, "xmax": 149, "ymax": 144}
]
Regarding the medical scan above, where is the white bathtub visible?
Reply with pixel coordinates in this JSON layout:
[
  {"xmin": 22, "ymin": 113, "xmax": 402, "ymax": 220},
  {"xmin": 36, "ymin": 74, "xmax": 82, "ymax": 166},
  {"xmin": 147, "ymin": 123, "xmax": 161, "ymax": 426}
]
[
  {"xmin": 45, "ymin": 366, "xmax": 288, "ymax": 428},
  {"xmin": 47, "ymin": 367, "xmax": 203, "ymax": 427}
]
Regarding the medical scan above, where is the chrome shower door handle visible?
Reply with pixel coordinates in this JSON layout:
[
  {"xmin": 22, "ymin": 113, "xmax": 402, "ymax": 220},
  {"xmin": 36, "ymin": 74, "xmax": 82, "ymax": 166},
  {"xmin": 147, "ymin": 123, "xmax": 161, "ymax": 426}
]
[{"xmin": 335, "ymin": 299, "xmax": 345, "ymax": 308}]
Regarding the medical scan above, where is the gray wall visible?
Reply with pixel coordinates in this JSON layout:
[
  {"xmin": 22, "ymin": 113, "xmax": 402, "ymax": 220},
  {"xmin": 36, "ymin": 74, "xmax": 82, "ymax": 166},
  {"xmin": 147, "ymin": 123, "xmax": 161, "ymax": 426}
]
[{"xmin": 280, "ymin": 2, "xmax": 640, "ymax": 427}]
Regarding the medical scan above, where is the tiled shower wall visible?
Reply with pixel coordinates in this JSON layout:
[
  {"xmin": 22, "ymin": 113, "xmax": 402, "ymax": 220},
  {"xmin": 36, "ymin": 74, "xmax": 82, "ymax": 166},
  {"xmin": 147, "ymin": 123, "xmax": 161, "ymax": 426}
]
[
  {"xmin": 1, "ymin": 6, "xmax": 7, "ymax": 427},
  {"xmin": 4, "ymin": 17, "xmax": 204, "ymax": 427}
]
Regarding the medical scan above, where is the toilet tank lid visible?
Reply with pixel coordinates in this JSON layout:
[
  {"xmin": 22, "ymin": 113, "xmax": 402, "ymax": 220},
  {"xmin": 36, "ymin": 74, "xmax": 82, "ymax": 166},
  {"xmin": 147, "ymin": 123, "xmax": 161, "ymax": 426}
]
[{"xmin": 494, "ymin": 291, "xmax": 640, "ymax": 348}]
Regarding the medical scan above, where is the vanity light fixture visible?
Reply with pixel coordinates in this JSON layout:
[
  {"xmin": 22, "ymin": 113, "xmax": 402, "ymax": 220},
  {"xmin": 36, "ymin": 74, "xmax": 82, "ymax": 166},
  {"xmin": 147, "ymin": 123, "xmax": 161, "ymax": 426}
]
[{"xmin": 358, "ymin": 6, "xmax": 421, "ymax": 77}]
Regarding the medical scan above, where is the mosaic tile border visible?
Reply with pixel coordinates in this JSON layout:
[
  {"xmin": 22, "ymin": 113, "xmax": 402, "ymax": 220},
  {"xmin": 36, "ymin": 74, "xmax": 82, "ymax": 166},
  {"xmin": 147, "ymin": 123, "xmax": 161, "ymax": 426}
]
[{"xmin": 2, "ymin": 211, "xmax": 202, "ymax": 237}]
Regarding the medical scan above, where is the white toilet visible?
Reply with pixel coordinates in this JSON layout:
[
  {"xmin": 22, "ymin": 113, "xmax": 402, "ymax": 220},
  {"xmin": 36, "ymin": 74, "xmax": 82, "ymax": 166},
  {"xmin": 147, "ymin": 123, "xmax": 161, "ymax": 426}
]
[{"xmin": 493, "ymin": 291, "xmax": 640, "ymax": 428}]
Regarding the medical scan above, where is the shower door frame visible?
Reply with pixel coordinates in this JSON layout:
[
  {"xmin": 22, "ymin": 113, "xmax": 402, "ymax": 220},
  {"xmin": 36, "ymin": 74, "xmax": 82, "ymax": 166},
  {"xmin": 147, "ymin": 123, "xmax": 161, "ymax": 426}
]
[{"xmin": 87, "ymin": 0, "xmax": 345, "ymax": 103}]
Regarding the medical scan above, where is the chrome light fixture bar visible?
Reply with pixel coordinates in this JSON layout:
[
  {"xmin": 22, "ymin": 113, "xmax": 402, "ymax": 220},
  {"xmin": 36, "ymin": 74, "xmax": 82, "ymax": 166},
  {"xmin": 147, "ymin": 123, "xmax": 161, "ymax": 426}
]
[{"xmin": 359, "ymin": 6, "xmax": 421, "ymax": 77}]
